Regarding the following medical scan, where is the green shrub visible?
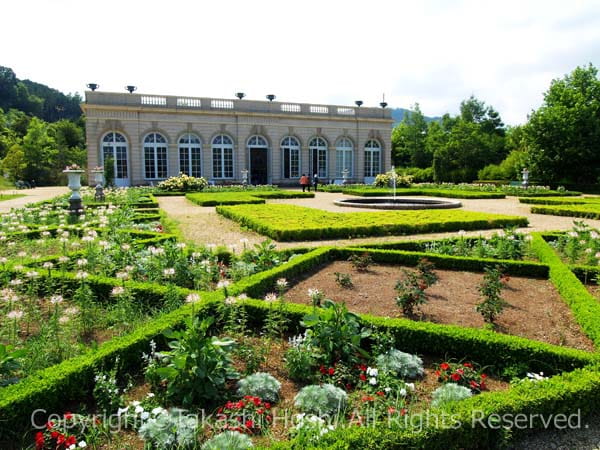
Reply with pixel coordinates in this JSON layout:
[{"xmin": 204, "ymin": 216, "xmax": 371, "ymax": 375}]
[
  {"xmin": 138, "ymin": 408, "xmax": 199, "ymax": 449},
  {"xmin": 202, "ymin": 431, "xmax": 253, "ymax": 450},
  {"xmin": 237, "ymin": 372, "xmax": 281, "ymax": 402},
  {"xmin": 294, "ymin": 384, "xmax": 347, "ymax": 417},
  {"xmin": 375, "ymin": 349, "xmax": 424, "ymax": 379},
  {"xmin": 157, "ymin": 173, "xmax": 208, "ymax": 192},
  {"xmin": 530, "ymin": 204, "xmax": 600, "ymax": 219},
  {"xmin": 431, "ymin": 383, "xmax": 473, "ymax": 407}
]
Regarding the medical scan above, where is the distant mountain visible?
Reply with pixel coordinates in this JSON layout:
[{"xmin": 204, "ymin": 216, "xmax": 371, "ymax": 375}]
[
  {"xmin": 0, "ymin": 65, "xmax": 82, "ymax": 122},
  {"xmin": 391, "ymin": 107, "xmax": 441, "ymax": 125}
]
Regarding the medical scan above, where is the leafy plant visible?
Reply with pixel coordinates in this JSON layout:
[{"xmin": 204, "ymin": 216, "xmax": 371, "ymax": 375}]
[
  {"xmin": 301, "ymin": 299, "xmax": 370, "ymax": 366},
  {"xmin": 290, "ymin": 413, "xmax": 335, "ymax": 444},
  {"xmin": 416, "ymin": 258, "xmax": 438, "ymax": 288},
  {"xmin": 138, "ymin": 408, "xmax": 198, "ymax": 449},
  {"xmin": 147, "ymin": 316, "xmax": 238, "ymax": 408},
  {"xmin": 476, "ymin": 266, "xmax": 508, "ymax": 324},
  {"xmin": 202, "ymin": 431, "xmax": 253, "ymax": 450},
  {"xmin": 376, "ymin": 349, "xmax": 424, "ymax": 379},
  {"xmin": 93, "ymin": 366, "xmax": 125, "ymax": 414},
  {"xmin": 285, "ymin": 332, "xmax": 319, "ymax": 382},
  {"xmin": 235, "ymin": 342, "xmax": 267, "ymax": 376},
  {"xmin": 435, "ymin": 361, "xmax": 488, "ymax": 393},
  {"xmin": 294, "ymin": 384, "xmax": 347, "ymax": 417},
  {"xmin": 214, "ymin": 396, "xmax": 273, "ymax": 435},
  {"xmin": 0, "ymin": 343, "xmax": 25, "ymax": 386},
  {"xmin": 431, "ymin": 383, "xmax": 472, "ymax": 407},
  {"xmin": 334, "ymin": 272, "xmax": 354, "ymax": 288},
  {"xmin": 157, "ymin": 173, "xmax": 208, "ymax": 192},
  {"xmin": 394, "ymin": 270, "xmax": 427, "ymax": 316},
  {"xmin": 237, "ymin": 372, "xmax": 281, "ymax": 403},
  {"xmin": 348, "ymin": 253, "xmax": 373, "ymax": 272}
]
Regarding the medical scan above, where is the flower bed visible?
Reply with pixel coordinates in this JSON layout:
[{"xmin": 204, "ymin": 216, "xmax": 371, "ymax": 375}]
[{"xmin": 216, "ymin": 204, "xmax": 529, "ymax": 241}]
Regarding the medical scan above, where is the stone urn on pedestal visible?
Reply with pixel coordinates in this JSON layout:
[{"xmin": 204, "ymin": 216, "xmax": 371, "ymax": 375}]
[
  {"xmin": 63, "ymin": 165, "xmax": 85, "ymax": 214},
  {"xmin": 91, "ymin": 167, "xmax": 105, "ymax": 202}
]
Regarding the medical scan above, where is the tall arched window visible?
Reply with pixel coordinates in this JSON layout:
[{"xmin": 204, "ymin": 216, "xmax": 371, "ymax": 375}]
[
  {"xmin": 309, "ymin": 137, "xmax": 328, "ymax": 178},
  {"xmin": 212, "ymin": 134, "xmax": 234, "ymax": 178},
  {"xmin": 143, "ymin": 133, "xmax": 168, "ymax": 179},
  {"xmin": 335, "ymin": 137, "xmax": 353, "ymax": 178},
  {"xmin": 364, "ymin": 139, "xmax": 381, "ymax": 178},
  {"xmin": 102, "ymin": 132, "xmax": 129, "ymax": 186},
  {"xmin": 281, "ymin": 136, "xmax": 300, "ymax": 179},
  {"xmin": 178, "ymin": 134, "xmax": 202, "ymax": 177},
  {"xmin": 247, "ymin": 135, "xmax": 268, "ymax": 147}
]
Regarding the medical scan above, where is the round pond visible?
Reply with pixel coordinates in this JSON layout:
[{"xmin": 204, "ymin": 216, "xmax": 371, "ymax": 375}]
[{"xmin": 334, "ymin": 197, "xmax": 462, "ymax": 210}]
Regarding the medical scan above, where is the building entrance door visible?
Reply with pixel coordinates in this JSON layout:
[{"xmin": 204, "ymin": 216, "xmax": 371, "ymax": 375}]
[{"xmin": 250, "ymin": 148, "xmax": 268, "ymax": 185}]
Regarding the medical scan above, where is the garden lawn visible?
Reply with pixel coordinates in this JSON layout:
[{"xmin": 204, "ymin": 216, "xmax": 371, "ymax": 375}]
[
  {"xmin": 0, "ymin": 194, "xmax": 24, "ymax": 202},
  {"xmin": 530, "ymin": 203, "xmax": 600, "ymax": 219},
  {"xmin": 186, "ymin": 191, "xmax": 314, "ymax": 206},
  {"xmin": 216, "ymin": 204, "xmax": 529, "ymax": 241}
]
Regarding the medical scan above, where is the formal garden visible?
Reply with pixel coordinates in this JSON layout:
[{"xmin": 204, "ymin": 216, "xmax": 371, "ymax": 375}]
[{"xmin": 0, "ymin": 175, "xmax": 599, "ymax": 450}]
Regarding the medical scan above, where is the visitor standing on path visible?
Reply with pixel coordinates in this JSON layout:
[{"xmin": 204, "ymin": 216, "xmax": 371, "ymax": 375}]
[
  {"xmin": 313, "ymin": 173, "xmax": 319, "ymax": 192},
  {"xmin": 300, "ymin": 174, "xmax": 310, "ymax": 192}
]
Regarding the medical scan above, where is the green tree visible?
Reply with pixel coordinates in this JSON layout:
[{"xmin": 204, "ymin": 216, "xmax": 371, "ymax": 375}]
[
  {"xmin": 21, "ymin": 117, "xmax": 58, "ymax": 184},
  {"xmin": 391, "ymin": 104, "xmax": 430, "ymax": 167},
  {"xmin": 525, "ymin": 64, "xmax": 600, "ymax": 184},
  {"xmin": 1, "ymin": 143, "xmax": 26, "ymax": 181}
]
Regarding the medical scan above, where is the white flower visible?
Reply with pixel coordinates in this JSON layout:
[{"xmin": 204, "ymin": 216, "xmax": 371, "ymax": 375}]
[
  {"xmin": 224, "ymin": 296, "xmax": 237, "ymax": 305},
  {"xmin": 146, "ymin": 392, "xmax": 155, "ymax": 398},
  {"xmin": 9, "ymin": 278, "xmax": 22, "ymax": 286},
  {"xmin": 264, "ymin": 292, "xmax": 278, "ymax": 303},
  {"xmin": 217, "ymin": 280, "xmax": 230, "ymax": 289},
  {"xmin": 0, "ymin": 257, "xmax": 7, "ymax": 264},
  {"xmin": 276, "ymin": 278, "xmax": 288, "ymax": 289},
  {"xmin": 140, "ymin": 411, "xmax": 150, "ymax": 420},
  {"xmin": 59, "ymin": 256, "xmax": 70, "ymax": 263},
  {"xmin": 163, "ymin": 267, "xmax": 175, "ymax": 277},
  {"xmin": 236, "ymin": 293, "xmax": 248, "ymax": 301},
  {"xmin": 131, "ymin": 400, "xmax": 141, "ymax": 406},
  {"xmin": 26, "ymin": 271, "xmax": 39, "ymax": 278},
  {"xmin": 78, "ymin": 440, "xmax": 87, "ymax": 448},
  {"xmin": 369, "ymin": 377, "xmax": 377, "ymax": 385},
  {"xmin": 116, "ymin": 271, "xmax": 129, "ymax": 280},
  {"xmin": 59, "ymin": 315, "xmax": 71, "ymax": 324},
  {"xmin": 117, "ymin": 406, "xmax": 129, "ymax": 417},
  {"xmin": 176, "ymin": 243, "xmax": 186, "ymax": 249},
  {"xmin": 405, "ymin": 382, "xmax": 415, "ymax": 391},
  {"xmin": 43, "ymin": 262, "xmax": 54, "ymax": 269},
  {"xmin": 77, "ymin": 258, "xmax": 88, "ymax": 267},
  {"xmin": 111, "ymin": 286, "xmax": 125, "ymax": 296},
  {"xmin": 134, "ymin": 405, "xmax": 144, "ymax": 414},
  {"xmin": 50, "ymin": 295, "xmax": 63, "ymax": 304},
  {"xmin": 399, "ymin": 388, "xmax": 407, "ymax": 396},
  {"xmin": 186, "ymin": 293, "xmax": 200, "ymax": 303},
  {"xmin": 17, "ymin": 251, "xmax": 27, "ymax": 258},
  {"xmin": 64, "ymin": 306, "xmax": 80, "ymax": 316},
  {"xmin": 75, "ymin": 271, "xmax": 89, "ymax": 279},
  {"xmin": 7, "ymin": 310, "xmax": 24, "ymax": 320},
  {"xmin": 121, "ymin": 243, "xmax": 131, "ymax": 251},
  {"xmin": 366, "ymin": 367, "xmax": 378, "ymax": 377},
  {"xmin": 151, "ymin": 407, "xmax": 164, "ymax": 415}
]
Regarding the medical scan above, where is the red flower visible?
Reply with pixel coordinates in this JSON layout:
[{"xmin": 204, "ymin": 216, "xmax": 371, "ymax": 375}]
[
  {"xmin": 319, "ymin": 365, "xmax": 326, "ymax": 374},
  {"xmin": 376, "ymin": 391, "xmax": 385, "ymax": 396},
  {"xmin": 64, "ymin": 411, "xmax": 73, "ymax": 420},
  {"xmin": 56, "ymin": 434, "xmax": 66, "ymax": 445},
  {"xmin": 245, "ymin": 419, "xmax": 254, "ymax": 429},
  {"xmin": 470, "ymin": 380, "xmax": 479, "ymax": 389},
  {"xmin": 463, "ymin": 363, "xmax": 473, "ymax": 368},
  {"xmin": 264, "ymin": 402, "xmax": 271, "ymax": 409},
  {"xmin": 45, "ymin": 421, "xmax": 54, "ymax": 430},
  {"xmin": 481, "ymin": 373, "xmax": 488, "ymax": 379},
  {"xmin": 361, "ymin": 395, "xmax": 374, "ymax": 402},
  {"xmin": 451, "ymin": 373, "xmax": 461, "ymax": 381},
  {"xmin": 434, "ymin": 370, "xmax": 441, "ymax": 377},
  {"xmin": 457, "ymin": 369, "xmax": 464, "ymax": 375},
  {"xmin": 66, "ymin": 435, "xmax": 76, "ymax": 446},
  {"xmin": 440, "ymin": 363, "xmax": 450, "ymax": 371},
  {"xmin": 51, "ymin": 431, "xmax": 59, "ymax": 439},
  {"xmin": 359, "ymin": 373, "xmax": 367, "ymax": 381},
  {"xmin": 328, "ymin": 367, "xmax": 335, "ymax": 376},
  {"xmin": 388, "ymin": 407, "xmax": 396, "ymax": 414},
  {"xmin": 400, "ymin": 408, "xmax": 407, "ymax": 416},
  {"xmin": 252, "ymin": 397, "xmax": 261, "ymax": 406},
  {"xmin": 359, "ymin": 364, "xmax": 367, "ymax": 371},
  {"xmin": 35, "ymin": 432, "xmax": 45, "ymax": 450},
  {"xmin": 266, "ymin": 415, "xmax": 272, "ymax": 422}
]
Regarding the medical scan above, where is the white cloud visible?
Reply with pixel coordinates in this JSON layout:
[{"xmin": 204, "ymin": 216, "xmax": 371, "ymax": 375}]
[{"xmin": 3, "ymin": 0, "xmax": 600, "ymax": 124}]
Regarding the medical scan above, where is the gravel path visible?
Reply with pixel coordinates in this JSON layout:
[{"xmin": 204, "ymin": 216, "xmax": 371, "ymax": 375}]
[
  {"xmin": 0, "ymin": 186, "xmax": 69, "ymax": 213},
  {"xmin": 157, "ymin": 191, "xmax": 600, "ymax": 249}
]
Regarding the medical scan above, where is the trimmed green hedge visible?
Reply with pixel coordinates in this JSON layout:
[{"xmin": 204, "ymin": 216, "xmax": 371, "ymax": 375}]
[
  {"xmin": 186, "ymin": 191, "xmax": 314, "ymax": 206},
  {"xmin": 530, "ymin": 204, "xmax": 600, "ymax": 219},
  {"xmin": 216, "ymin": 204, "xmax": 529, "ymax": 241},
  {"xmin": 519, "ymin": 197, "xmax": 599, "ymax": 205},
  {"xmin": 337, "ymin": 247, "xmax": 549, "ymax": 278},
  {"xmin": 341, "ymin": 187, "xmax": 506, "ymax": 199},
  {"xmin": 530, "ymin": 233, "xmax": 600, "ymax": 348}
]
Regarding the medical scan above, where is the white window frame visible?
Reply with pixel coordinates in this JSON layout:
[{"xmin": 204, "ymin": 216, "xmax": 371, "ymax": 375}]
[
  {"xmin": 281, "ymin": 136, "xmax": 300, "ymax": 179},
  {"xmin": 335, "ymin": 137, "xmax": 354, "ymax": 178},
  {"xmin": 178, "ymin": 133, "xmax": 202, "ymax": 177},
  {"xmin": 143, "ymin": 132, "xmax": 168, "ymax": 180},
  {"xmin": 212, "ymin": 134, "xmax": 234, "ymax": 179},
  {"xmin": 364, "ymin": 139, "xmax": 382, "ymax": 178},
  {"xmin": 309, "ymin": 137, "xmax": 328, "ymax": 178}
]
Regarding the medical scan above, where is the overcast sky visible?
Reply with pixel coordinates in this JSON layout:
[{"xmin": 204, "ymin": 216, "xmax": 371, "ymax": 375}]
[{"xmin": 3, "ymin": 0, "xmax": 600, "ymax": 125}]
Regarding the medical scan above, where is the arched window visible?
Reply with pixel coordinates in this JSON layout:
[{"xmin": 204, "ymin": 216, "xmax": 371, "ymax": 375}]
[
  {"xmin": 178, "ymin": 134, "xmax": 202, "ymax": 177},
  {"xmin": 102, "ymin": 132, "xmax": 129, "ymax": 186},
  {"xmin": 364, "ymin": 139, "xmax": 381, "ymax": 178},
  {"xmin": 281, "ymin": 136, "xmax": 300, "ymax": 179},
  {"xmin": 335, "ymin": 137, "xmax": 353, "ymax": 178},
  {"xmin": 308, "ymin": 137, "xmax": 328, "ymax": 178},
  {"xmin": 247, "ymin": 135, "xmax": 268, "ymax": 147},
  {"xmin": 143, "ymin": 133, "xmax": 168, "ymax": 179},
  {"xmin": 212, "ymin": 134, "xmax": 234, "ymax": 178}
]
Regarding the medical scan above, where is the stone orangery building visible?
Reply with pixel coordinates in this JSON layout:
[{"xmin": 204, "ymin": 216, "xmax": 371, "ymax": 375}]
[{"xmin": 83, "ymin": 91, "xmax": 393, "ymax": 187}]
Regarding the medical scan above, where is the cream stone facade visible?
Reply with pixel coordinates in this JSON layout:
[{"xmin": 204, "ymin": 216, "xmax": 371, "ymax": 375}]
[{"xmin": 82, "ymin": 91, "xmax": 393, "ymax": 187}]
